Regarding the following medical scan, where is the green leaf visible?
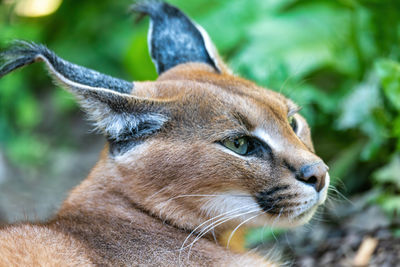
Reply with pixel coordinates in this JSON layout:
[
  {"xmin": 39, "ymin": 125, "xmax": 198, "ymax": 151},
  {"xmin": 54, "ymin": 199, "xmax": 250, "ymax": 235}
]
[
  {"xmin": 376, "ymin": 59, "xmax": 400, "ymax": 111},
  {"xmin": 373, "ymin": 154, "xmax": 400, "ymax": 189},
  {"xmin": 15, "ymin": 94, "xmax": 41, "ymax": 129},
  {"xmin": 393, "ymin": 116, "xmax": 400, "ymax": 150},
  {"xmin": 245, "ymin": 227, "xmax": 285, "ymax": 248},
  {"xmin": 337, "ymin": 74, "xmax": 381, "ymax": 130},
  {"xmin": 230, "ymin": 2, "xmax": 354, "ymax": 87},
  {"xmin": 394, "ymin": 229, "xmax": 400, "ymax": 238},
  {"xmin": 6, "ymin": 134, "xmax": 49, "ymax": 166},
  {"xmin": 329, "ymin": 141, "xmax": 364, "ymax": 183},
  {"xmin": 123, "ymin": 29, "xmax": 157, "ymax": 81},
  {"xmin": 51, "ymin": 89, "xmax": 78, "ymax": 114},
  {"xmin": 377, "ymin": 195, "xmax": 400, "ymax": 216}
]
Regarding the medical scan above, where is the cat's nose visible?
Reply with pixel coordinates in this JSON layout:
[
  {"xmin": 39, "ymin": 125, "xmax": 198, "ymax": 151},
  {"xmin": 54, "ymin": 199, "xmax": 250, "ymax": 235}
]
[{"xmin": 296, "ymin": 162, "xmax": 328, "ymax": 192}]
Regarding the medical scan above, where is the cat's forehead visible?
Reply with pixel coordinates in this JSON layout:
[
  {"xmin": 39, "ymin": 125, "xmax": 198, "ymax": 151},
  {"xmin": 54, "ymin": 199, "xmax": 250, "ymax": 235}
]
[{"xmin": 146, "ymin": 63, "xmax": 295, "ymax": 124}]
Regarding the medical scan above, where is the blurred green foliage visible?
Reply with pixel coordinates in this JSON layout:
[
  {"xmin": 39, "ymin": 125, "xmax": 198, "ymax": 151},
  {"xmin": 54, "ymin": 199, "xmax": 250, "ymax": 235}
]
[{"xmin": 0, "ymin": 0, "xmax": 399, "ymax": 217}]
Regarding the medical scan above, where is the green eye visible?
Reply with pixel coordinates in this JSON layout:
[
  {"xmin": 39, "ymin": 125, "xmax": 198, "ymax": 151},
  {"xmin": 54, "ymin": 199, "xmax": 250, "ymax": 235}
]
[
  {"xmin": 288, "ymin": 116, "xmax": 298, "ymax": 132},
  {"xmin": 222, "ymin": 137, "xmax": 249, "ymax": 155}
]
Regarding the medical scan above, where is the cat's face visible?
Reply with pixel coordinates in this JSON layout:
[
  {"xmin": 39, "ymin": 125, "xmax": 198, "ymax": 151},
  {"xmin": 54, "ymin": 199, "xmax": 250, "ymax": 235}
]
[{"xmin": 115, "ymin": 63, "xmax": 329, "ymax": 230}]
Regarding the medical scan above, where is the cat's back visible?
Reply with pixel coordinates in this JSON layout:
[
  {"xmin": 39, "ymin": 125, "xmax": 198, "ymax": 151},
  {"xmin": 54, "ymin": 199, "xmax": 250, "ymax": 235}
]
[{"xmin": 0, "ymin": 224, "xmax": 93, "ymax": 266}]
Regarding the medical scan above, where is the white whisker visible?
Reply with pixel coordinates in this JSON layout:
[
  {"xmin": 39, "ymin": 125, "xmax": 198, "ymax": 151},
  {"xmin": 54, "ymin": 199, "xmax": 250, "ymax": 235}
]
[
  {"xmin": 226, "ymin": 213, "xmax": 261, "ymax": 249},
  {"xmin": 180, "ymin": 203, "xmax": 259, "ymax": 248},
  {"xmin": 158, "ymin": 193, "xmax": 253, "ymax": 220},
  {"xmin": 177, "ymin": 203, "xmax": 259, "ymax": 266},
  {"xmin": 184, "ymin": 208, "xmax": 261, "ymax": 264},
  {"xmin": 186, "ymin": 206, "xmax": 259, "ymax": 249},
  {"xmin": 328, "ymin": 185, "xmax": 354, "ymax": 205},
  {"xmin": 270, "ymin": 208, "xmax": 284, "ymax": 242}
]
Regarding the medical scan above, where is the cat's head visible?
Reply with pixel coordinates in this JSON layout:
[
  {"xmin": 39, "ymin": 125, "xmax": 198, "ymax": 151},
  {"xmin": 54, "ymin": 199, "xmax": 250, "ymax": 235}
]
[{"xmin": 0, "ymin": 1, "xmax": 329, "ymax": 232}]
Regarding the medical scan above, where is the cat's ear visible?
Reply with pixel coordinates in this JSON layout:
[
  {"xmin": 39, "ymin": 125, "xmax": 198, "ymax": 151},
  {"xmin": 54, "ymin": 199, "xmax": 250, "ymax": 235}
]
[
  {"xmin": 0, "ymin": 41, "xmax": 171, "ymax": 143},
  {"xmin": 133, "ymin": 1, "xmax": 229, "ymax": 74}
]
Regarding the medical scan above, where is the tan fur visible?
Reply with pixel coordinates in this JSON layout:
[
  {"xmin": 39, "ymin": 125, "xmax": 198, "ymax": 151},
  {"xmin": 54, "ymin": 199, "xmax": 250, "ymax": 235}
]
[
  {"xmin": 0, "ymin": 62, "xmax": 329, "ymax": 266},
  {"xmin": 0, "ymin": 225, "xmax": 93, "ymax": 266},
  {"xmin": 0, "ymin": 61, "xmax": 329, "ymax": 266}
]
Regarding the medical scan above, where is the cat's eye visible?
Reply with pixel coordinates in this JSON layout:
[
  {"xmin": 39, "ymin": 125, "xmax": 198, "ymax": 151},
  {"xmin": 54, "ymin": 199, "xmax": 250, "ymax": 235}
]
[
  {"xmin": 222, "ymin": 137, "xmax": 249, "ymax": 155},
  {"xmin": 288, "ymin": 116, "xmax": 298, "ymax": 133},
  {"xmin": 220, "ymin": 135, "xmax": 270, "ymax": 157}
]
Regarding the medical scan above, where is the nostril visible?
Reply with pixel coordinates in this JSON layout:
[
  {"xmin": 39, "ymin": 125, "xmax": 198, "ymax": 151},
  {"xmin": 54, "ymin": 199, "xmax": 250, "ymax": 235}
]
[
  {"xmin": 305, "ymin": 176, "xmax": 317, "ymax": 185},
  {"xmin": 296, "ymin": 173, "xmax": 319, "ymax": 189},
  {"xmin": 296, "ymin": 162, "xmax": 327, "ymax": 192}
]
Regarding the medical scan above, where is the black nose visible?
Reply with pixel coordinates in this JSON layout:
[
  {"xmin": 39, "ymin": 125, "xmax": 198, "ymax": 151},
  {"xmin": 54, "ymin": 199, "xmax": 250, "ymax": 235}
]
[{"xmin": 297, "ymin": 162, "xmax": 328, "ymax": 192}]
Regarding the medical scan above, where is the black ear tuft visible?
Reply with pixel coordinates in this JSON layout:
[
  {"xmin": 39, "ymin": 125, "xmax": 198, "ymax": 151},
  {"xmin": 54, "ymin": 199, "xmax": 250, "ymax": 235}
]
[
  {"xmin": 0, "ymin": 40, "xmax": 133, "ymax": 94},
  {"xmin": 132, "ymin": 1, "xmax": 220, "ymax": 74},
  {"xmin": 0, "ymin": 41, "xmax": 40, "ymax": 78}
]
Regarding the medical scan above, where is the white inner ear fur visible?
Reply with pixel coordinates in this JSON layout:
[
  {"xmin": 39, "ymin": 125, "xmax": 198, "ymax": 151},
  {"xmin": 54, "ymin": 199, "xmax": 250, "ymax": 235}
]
[
  {"xmin": 194, "ymin": 22, "xmax": 222, "ymax": 73},
  {"xmin": 82, "ymin": 101, "xmax": 167, "ymax": 142},
  {"xmin": 35, "ymin": 55, "xmax": 132, "ymax": 94},
  {"xmin": 147, "ymin": 19, "xmax": 158, "ymax": 74}
]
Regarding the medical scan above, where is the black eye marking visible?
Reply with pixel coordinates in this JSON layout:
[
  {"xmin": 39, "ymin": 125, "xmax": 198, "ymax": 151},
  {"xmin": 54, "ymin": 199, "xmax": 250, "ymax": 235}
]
[{"xmin": 108, "ymin": 139, "xmax": 141, "ymax": 156}]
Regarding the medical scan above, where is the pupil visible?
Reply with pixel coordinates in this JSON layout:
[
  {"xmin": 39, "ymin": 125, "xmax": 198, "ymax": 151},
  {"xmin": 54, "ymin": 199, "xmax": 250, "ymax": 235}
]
[
  {"xmin": 234, "ymin": 139, "xmax": 240, "ymax": 148},
  {"xmin": 291, "ymin": 119, "xmax": 297, "ymax": 132}
]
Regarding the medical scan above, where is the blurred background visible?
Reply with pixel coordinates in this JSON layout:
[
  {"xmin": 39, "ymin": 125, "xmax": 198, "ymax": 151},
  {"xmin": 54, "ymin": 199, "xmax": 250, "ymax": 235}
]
[{"xmin": 0, "ymin": 0, "xmax": 399, "ymax": 265}]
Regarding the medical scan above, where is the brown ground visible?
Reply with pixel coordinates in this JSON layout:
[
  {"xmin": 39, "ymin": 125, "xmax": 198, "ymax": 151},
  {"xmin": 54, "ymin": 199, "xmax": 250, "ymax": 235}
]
[{"xmin": 255, "ymin": 196, "xmax": 399, "ymax": 267}]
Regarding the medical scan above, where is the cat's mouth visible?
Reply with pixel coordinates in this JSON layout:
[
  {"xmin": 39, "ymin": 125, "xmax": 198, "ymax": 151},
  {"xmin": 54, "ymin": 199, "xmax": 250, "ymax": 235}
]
[
  {"xmin": 199, "ymin": 179, "xmax": 329, "ymax": 230},
  {"xmin": 255, "ymin": 175, "xmax": 329, "ymax": 225},
  {"xmin": 256, "ymin": 198, "xmax": 317, "ymax": 218}
]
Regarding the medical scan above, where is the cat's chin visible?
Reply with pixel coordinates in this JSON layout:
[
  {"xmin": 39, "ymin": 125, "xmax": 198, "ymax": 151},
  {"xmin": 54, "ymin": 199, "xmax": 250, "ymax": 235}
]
[
  {"xmin": 291, "ymin": 206, "xmax": 319, "ymax": 225},
  {"xmin": 269, "ymin": 205, "xmax": 319, "ymax": 228}
]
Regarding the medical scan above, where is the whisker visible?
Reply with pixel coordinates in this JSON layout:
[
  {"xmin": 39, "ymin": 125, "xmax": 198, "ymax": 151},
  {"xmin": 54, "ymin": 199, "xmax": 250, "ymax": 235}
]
[
  {"xmin": 226, "ymin": 213, "xmax": 261, "ymax": 249},
  {"xmin": 284, "ymin": 231, "xmax": 294, "ymax": 252},
  {"xmin": 270, "ymin": 207, "xmax": 284, "ymax": 242},
  {"xmin": 180, "ymin": 203, "xmax": 259, "ymax": 249},
  {"xmin": 324, "ymin": 197, "xmax": 343, "ymax": 216},
  {"xmin": 211, "ymin": 229, "xmax": 218, "ymax": 245},
  {"xmin": 147, "ymin": 187, "xmax": 168, "ymax": 200},
  {"xmin": 167, "ymin": 194, "xmax": 252, "ymax": 202},
  {"xmin": 278, "ymin": 61, "xmax": 309, "ymax": 96},
  {"xmin": 259, "ymin": 200, "xmax": 280, "ymax": 245},
  {"xmin": 330, "ymin": 176, "xmax": 347, "ymax": 190},
  {"xmin": 326, "ymin": 192, "xmax": 344, "ymax": 203},
  {"xmin": 177, "ymin": 203, "xmax": 259, "ymax": 265},
  {"xmin": 185, "ymin": 208, "xmax": 261, "ymax": 263},
  {"xmin": 190, "ymin": 208, "xmax": 260, "ymax": 248},
  {"xmin": 309, "ymin": 212, "xmax": 328, "ymax": 223},
  {"xmin": 158, "ymin": 193, "xmax": 253, "ymax": 223},
  {"xmin": 328, "ymin": 185, "xmax": 354, "ymax": 205}
]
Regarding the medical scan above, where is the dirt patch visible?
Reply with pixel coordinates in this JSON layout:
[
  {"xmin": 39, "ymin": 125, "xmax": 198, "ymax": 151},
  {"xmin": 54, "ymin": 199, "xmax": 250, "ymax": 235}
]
[{"xmin": 255, "ymin": 195, "xmax": 399, "ymax": 266}]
